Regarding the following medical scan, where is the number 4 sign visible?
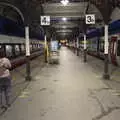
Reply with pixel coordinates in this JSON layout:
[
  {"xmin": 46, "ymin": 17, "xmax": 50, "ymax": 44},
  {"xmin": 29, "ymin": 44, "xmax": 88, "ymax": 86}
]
[
  {"xmin": 41, "ymin": 16, "xmax": 50, "ymax": 26},
  {"xmin": 85, "ymin": 14, "xmax": 95, "ymax": 24}
]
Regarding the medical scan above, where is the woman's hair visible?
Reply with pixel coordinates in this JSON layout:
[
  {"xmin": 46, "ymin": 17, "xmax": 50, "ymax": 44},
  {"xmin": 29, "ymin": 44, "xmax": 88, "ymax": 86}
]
[{"xmin": 0, "ymin": 47, "xmax": 5, "ymax": 58}]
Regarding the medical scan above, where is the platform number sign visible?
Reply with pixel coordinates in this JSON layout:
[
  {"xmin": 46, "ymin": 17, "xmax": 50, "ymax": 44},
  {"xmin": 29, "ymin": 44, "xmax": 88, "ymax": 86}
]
[
  {"xmin": 41, "ymin": 16, "xmax": 50, "ymax": 25},
  {"xmin": 86, "ymin": 14, "xmax": 95, "ymax": 24}
]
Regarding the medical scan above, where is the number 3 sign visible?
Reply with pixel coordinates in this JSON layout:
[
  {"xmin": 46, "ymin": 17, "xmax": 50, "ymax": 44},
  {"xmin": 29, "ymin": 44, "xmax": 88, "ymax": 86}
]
[{"xmin": 85, "ymin": 14, "xmax": 95, "ymax": 24}]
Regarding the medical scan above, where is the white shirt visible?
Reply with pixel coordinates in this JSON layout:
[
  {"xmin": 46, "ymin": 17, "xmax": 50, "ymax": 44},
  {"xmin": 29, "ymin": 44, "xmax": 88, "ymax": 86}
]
[{"xmin": 0, "ymin": 57, "xmax": 11, "ymax": 78}]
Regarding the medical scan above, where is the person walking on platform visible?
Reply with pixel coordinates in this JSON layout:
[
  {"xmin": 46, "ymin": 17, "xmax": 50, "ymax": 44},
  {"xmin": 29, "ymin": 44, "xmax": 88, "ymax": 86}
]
[{"xmin": 0, "ymin": 48, "xmax": 11, "ymax": 109}]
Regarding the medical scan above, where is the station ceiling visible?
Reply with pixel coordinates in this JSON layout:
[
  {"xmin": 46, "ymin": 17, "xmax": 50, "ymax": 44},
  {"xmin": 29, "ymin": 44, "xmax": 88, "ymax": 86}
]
[
  {"xmin": 0, "ymin": 0, "xmax": 120, "ymax": 40},
  {"xmin": 43, "ymin": 1, "xmax": 103, "ymax": 39}
]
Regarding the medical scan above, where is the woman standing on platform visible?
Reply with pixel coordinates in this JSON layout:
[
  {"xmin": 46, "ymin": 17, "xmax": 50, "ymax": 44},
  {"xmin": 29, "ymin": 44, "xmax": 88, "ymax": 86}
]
[{"xmin": 0, "ymin": 47, "xmax": 11, "ymax": 109}]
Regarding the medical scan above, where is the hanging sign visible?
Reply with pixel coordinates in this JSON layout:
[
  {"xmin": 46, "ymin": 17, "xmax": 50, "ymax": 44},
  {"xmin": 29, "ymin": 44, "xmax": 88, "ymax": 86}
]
[
  {"xmin": 85, "ymin": 14, "xmax": 95, "ymax": 24},
  {"xmin": 41, "ymin": 16, "xmax": 50, "ymax": 25}
]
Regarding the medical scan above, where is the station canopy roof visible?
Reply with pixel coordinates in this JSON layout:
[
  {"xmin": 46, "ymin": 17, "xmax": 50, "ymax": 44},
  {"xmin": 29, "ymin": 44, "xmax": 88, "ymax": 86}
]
[{"xmin": 0, "ymin": 0, "xmax": 119, "ymax": 40}]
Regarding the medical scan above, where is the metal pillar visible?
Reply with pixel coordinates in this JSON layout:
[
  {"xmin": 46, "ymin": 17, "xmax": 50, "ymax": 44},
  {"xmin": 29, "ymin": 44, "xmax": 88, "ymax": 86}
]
[
  {"xmin": 44, "ymin": 34, "xmax": 47, "ymax": 63},
  {"xmin": 74, "ymin": 39, "xmax": 76, "ymax": 53},
  {"xmin": 97, "ymin": 37, "xmax": 100, "ymax": 56},
  {"xmin": 25, "ymin": 26, "xmax": 31, "ymax": 81},
  {"xmin": 103, "ymin": 25, "xmax": 110, "ymax": 79},
  {"xmin": 103, "ymin": 0, "xmax": 110, "ymax": 80},
  {"xmin": 77, "ymin": 37, "xmax": 79, "ymax": 56},
  {"xmin": 83, "ymin": 34, "xmax": 87, "ymax": 62}
]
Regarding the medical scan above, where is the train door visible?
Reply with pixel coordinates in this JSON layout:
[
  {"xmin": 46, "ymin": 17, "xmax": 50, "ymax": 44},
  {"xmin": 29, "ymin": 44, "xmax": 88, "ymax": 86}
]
[{"xmin": 109, "ymin": 36, "xmax": 117, "ymax": 65}]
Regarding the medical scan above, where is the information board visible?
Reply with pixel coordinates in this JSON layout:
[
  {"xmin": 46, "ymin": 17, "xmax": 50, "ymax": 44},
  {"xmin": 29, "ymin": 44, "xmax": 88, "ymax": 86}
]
[{"xmin": 50, "ymin": 41, "xmax": 58, "ymax": 51}]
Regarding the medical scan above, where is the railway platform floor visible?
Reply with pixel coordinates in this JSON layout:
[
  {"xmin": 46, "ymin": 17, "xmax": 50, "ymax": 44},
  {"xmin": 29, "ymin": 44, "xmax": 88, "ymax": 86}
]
[{"xmin": 0, "ymin": 47, "xmax": 120, "ymax": 120}]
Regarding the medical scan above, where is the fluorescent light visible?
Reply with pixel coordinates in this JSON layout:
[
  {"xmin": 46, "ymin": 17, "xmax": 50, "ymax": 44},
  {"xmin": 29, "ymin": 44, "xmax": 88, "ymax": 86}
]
[
  {"xmin": 61, "ymin": 0, "xmax": 69, "ymax": 6},
  {"xmin": 62, "ymin": 17, "xmax": 67, "ymax": 21}
]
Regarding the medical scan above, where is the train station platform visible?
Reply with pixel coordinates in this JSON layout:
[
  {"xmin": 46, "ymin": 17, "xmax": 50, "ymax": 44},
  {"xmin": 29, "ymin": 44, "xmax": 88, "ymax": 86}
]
[{"xmin": 0, "ymin": 47, "xmax": 120, "ymax": 120}]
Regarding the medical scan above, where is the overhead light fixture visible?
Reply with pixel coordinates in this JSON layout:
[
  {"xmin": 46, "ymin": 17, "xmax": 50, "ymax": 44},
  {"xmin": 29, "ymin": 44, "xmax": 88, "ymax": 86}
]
[
  {"xmin": 61, "ymin": 0, "xmax": 69, "ymax": 6},
  {"xmin": 62, "ymin": 17, "xmax": 67, "ymax": 21}
]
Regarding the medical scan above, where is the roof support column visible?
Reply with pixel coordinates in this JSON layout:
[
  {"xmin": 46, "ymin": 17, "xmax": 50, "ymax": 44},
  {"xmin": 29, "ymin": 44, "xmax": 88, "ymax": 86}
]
[
  {"xmin": 102, "ymin": 0, "xmax": 110, "ymax": 80},
  {"xmin": 90, "ymin": 0, "xmax": 113, "ymax": 80},
  {"xmin": 83, "ymin": 34, "xmax": 87, "ymax": 62},
  {"xmin": 44, "ymin": 33, "xmax": 48, "ymax": 63},
  {"xmin": 25, "ymin": 25, "xmax": 32, "ymax": 81},
  {"xmin": 76, "ymin": 37, "xmax": 79, "ymax": 56},
  {"xmin": 43, "ymin": 27, "xmax": 49, "ymax": 63},
  {"xmin": 24, "ymin": 0, "xmax": 31, "ymax": 81},
  {"xmin": 103, "ymin": 24, "xmax": 110, "ymax": 80},
  {"xmin": 83, "ymin": 23, "xmax": 87, "ymax": 62},
  {"xmin": 73, "ymin": 38, "xmax": 76, "ymax": 53}
]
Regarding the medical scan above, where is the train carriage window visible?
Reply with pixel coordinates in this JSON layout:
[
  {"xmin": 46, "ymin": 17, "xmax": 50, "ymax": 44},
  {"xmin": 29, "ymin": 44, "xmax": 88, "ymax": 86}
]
[
  {"xmin": 36, "ymin": 44, "xmax": 38, "ymax": 48},
  {"xmin": 30, "ymin": 44, "xmax": 32, "ymax": 51},
  {"xmin": 38, "ymin": 44, "xmax": 40, "ymax": 48},
  {"xmin": 100, "ymin": 40, "xmax": 104, "ymax": 52},
  {"xmin": 35, "ymin": 44, "xmax": 37, "ymax": 49},
  {"xmin": 37, "ymin": 44, "xmax": 39, "ymax": 48},
  {"xmin": 6, "ymin": 45, "xmax": 13, "ymax": 57},
  {"xmin": 32, "ymin": 44, "xmax": 34, "ymax": 49},
  {"xmin": 0, "ymin": 45, "xmax": 2, "ymax": 49},
  {"xmin": 34, "ymin": 44, "xmax": 36, "ymax": 49},
  {"xmin": 21, "ymin": 44, "xmax": 25, "ymax": 51},
  {"xmin": 39, "ymin": 44, "xmax": 41, "ymax": 48},
  {"xmin": 31, "ymin": 44, "xmax": 33, "ymax": 50},
  {"xmin": 90, "ymin": 38, "xmax": 97, "ymax": 52},
  {"xmin": 93, "ymin": 39, "xmax": 97, "ymax": 51},
  {"xmin": 117, "ymin": 40, "xmax": 120, "ymax": 56},
  {"xmin": 15, "ymin": 45, "xmax": 20, "ymax": 56}
]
